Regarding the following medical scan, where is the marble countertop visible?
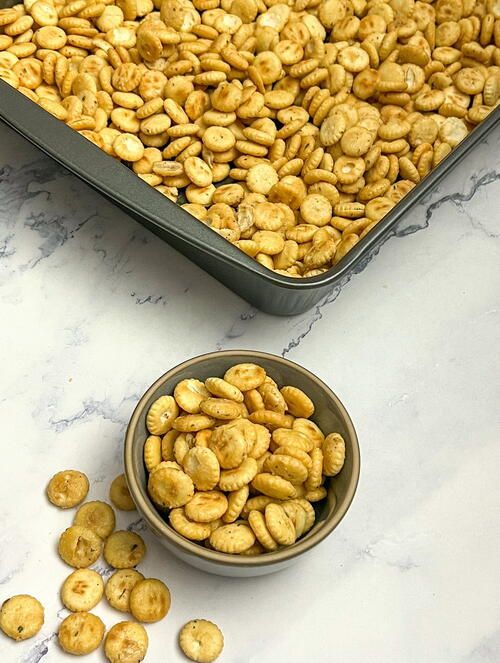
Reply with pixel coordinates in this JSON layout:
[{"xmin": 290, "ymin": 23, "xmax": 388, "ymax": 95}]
[{"xmin": 0, "ymin": 120, "xmax": 499, "ymax": 663}]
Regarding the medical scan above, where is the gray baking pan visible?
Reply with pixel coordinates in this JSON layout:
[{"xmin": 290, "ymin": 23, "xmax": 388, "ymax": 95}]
[{"xmin": 1, "ymin": 79, "xmax": 498, "ymax": 315}]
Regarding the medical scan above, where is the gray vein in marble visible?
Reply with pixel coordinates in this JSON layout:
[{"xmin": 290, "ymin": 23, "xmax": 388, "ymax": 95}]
[
  {"xmin": 459, "ymin": 203, "xmax": 500, "ymax": 240},
  {"xmin": 350, "ymin": 529, "xmax": 426, "ymax": 575},
  {"xmin": 387, "ymin": 393, "xmax": 409, "ymax": 407},
  {"xmin": 49, "ymin": 393, "xmax": 141, "ymax": 433},
  {"xmin": 213, "ymin": 165, "xmax": 499, "ymax": 357},
  {"xmin": 0, "ymin": 564, "xmax": 23, "ymax": 585},
  {"xmin": 126, "ymin": 517, "xmax": 147, "ymax": 533},
  {"xmin": 131, "ymin": 292, "xmax": 166, "ymax": 305},
  {"xmin": 0, "ymin": 160, "xmax": 65, "ymax": 217},
  {"xmin": 92, "ymin": 562, "xmax": 114, "ymax": 578},
  {"xmin": 357, "ymin": 544, "xmax": 419, "ymax": 573},
  {"xmin": 216, "ymin": 308, "xmax": 258, "ymax": 348},
  {"xmin": 227, "ymin": 308, "xmax": 257, "ymax": 339},
  {"xmin": 20, "ymin": 633, "xmax": 57, "ymax": 663},
  {"xmin": 464, "ymin": 628, "xmax": 500, "ymax": 662},
  {"xmin": 63, "ymin": 325, "xmax": 88, "ymax": 347},
  {"xmin": 393, "ymin": 169, "xmax": 500, "ymax": 240},
  {"xmin": 0, "ymin": 234, "xmax": 15, "ymax": 259},
  {"xmin": 281, "ymin": 282, "xmax": 347, "ymax": 357},
  {"xmin": 90, "ymin": 474, "xmax": 108, "ymax": 484},
  {"xmin": 25, "ymin": 211, "xmax": 97, "ymax": 268},
  {"xmin": 281, "ymin": 167, "xmax": 500, "ymax": 357}
]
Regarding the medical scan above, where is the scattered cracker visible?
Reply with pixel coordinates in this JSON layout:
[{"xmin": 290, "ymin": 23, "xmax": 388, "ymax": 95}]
[{"xmin": 179, "ymin": 619, "xmax": 224, "ymax": 663}]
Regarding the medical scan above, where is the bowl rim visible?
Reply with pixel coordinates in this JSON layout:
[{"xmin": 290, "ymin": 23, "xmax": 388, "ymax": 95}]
[{"xmin": 124, "ymin": 349, "xmax": 360, "ymax": 568}]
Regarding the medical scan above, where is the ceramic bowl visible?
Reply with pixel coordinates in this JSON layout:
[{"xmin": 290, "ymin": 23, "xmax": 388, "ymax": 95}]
[{"xmin": 124, "ymin": 350, "xmax": 360, "ymax": 577}]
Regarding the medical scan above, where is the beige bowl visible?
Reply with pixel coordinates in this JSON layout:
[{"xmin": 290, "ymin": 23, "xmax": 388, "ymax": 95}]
[{"xmin": 124, "ymin": 350, "xmax": 360, "ymax": 577}]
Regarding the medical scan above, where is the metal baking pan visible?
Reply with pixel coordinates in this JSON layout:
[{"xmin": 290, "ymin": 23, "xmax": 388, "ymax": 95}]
[{"xmin": 1, "ymin": 78, "xmax": 499, "ymax": 315}]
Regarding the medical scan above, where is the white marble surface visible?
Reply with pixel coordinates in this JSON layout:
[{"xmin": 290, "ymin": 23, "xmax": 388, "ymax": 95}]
[{"xmin": 0, "ymin": 120, "xmax": 499, "ymax": 663}]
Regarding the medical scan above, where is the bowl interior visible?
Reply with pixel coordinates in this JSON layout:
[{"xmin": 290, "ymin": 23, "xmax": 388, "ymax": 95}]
[{"xmin": 126, "ymin": 351, "xmax": 359, "ymax": 566}]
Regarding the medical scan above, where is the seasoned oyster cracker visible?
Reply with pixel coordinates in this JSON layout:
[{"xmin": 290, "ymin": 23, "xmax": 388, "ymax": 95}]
[
  {"xmin": 179, "ymin": 619, "xmax": 224, "ymax": 663},
  {"xmin": 0, "ymin": 595, "xmax": 44, "ymax": 641},
  {"xmin": 47, "ymin": 470, "xmax": 89, "ymax": 509},
  {"xmin": 61, "ymin": 569, "xmax": 104, "ymax": 612}
]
